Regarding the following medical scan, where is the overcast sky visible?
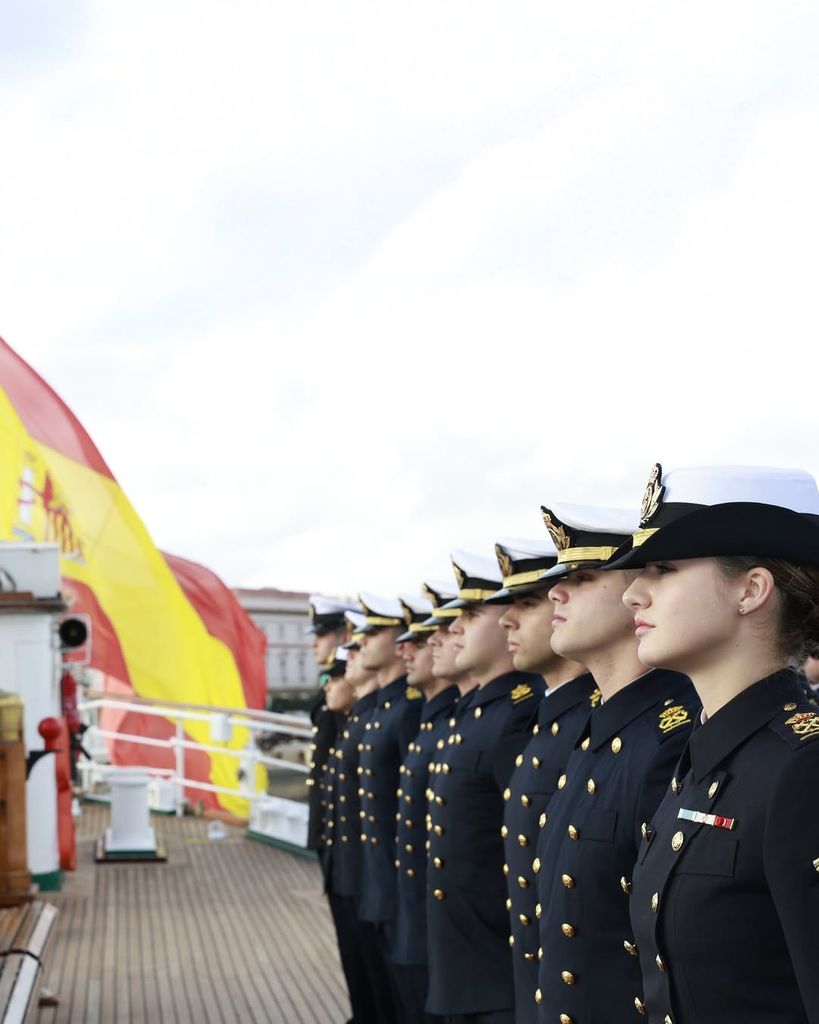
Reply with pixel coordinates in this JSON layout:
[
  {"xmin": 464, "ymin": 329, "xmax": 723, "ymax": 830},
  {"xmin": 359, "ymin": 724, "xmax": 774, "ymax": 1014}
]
[{"xmin": 2, "ymin": 1, "xmax": 818, "ymax": 597}]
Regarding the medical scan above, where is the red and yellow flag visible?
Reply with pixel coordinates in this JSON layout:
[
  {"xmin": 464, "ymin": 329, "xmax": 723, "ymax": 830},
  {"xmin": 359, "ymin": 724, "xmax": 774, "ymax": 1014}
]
[{"xmin": 0, "ymin": 338, "xmax": 267, "ymax": 816}]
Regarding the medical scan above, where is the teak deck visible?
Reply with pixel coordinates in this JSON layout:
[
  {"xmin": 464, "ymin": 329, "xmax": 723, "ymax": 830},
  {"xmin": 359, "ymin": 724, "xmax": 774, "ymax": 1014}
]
[{"xmin": 36, "ymin": 803, "xmax": 349, "ymax": 1023}]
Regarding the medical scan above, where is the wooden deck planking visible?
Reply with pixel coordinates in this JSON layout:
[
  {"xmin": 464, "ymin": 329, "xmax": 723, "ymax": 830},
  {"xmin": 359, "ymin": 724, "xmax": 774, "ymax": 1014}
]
[{"xmin": 35, "ymin": 803, "xmax": 349, "ymax": 1024}]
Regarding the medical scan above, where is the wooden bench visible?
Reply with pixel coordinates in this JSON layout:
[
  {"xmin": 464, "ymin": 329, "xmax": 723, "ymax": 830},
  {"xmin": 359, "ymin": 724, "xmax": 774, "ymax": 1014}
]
[{"xmin": 0, "ymin": 901, "xmax": 58, "ymax": 1023}]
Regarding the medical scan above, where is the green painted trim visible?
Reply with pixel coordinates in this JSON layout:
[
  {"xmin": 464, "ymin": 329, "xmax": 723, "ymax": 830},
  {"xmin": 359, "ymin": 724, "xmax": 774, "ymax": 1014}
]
[
  {"xmin": 246, "ymin": 830, "xmax": 316, "ymax": 860},
  {"xmin": 33, "ymin": 869, "xmax": 63, "ymax": 892}
]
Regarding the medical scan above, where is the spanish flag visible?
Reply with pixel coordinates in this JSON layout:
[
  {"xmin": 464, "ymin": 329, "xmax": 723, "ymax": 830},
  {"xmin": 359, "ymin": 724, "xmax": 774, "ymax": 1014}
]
[{"xmin": 0, "ymin": 338, "xmax": 267, "ymax": 816}]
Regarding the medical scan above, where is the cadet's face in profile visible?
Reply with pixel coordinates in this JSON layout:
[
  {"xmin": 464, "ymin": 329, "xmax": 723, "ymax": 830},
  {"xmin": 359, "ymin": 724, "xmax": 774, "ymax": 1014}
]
[
  {"xmin": 499, "ymin": 590, "xmax": 559, "ymax": 673},
  {"xmin": 623, "ymin": 558, "xmax": 742, "ymax": 674},
  {"xmin": 402, "ymin": 639, "xmax": 435, "ymax": 687},
  {"xmin": 312, "ymin": 631, "xmax": 340, "ymax": 666},
  {"xmin": 548, "ymin": 569, "xmax": 635, "ymax": 661},
  {"xmin": 451, "ymin": 604, "xmax": 507, "ymax": 674},
  {"xmin": 429, "ymin": 623, "xmax": 461, "ymax": 677},
  {"xmin": 325, "ymin": 675, "xmax": 355, "ymax": 712},
  {"xmin": 359, "ymin": 627, "xmax": 401, "ymax": 671}
]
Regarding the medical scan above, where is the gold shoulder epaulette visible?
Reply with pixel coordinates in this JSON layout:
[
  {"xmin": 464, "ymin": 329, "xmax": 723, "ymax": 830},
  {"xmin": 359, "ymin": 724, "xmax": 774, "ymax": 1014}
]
[
  {"xmin": 405, "ymin": 686, "xmax": 423, "ymax": 700},
  {"xmin": 658, "ymin": 704, "xmax": 691, "ymax": 734},
  {"xmin": 510, "ymin": 684, "xmax": 533, "ymax": 704}
]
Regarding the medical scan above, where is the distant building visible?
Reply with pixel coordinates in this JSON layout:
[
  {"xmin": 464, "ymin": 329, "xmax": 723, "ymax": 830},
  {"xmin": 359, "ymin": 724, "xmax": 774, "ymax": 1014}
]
[{"xmin": 232, "ymin": 587, "xmax": 318, "ymax": 694}]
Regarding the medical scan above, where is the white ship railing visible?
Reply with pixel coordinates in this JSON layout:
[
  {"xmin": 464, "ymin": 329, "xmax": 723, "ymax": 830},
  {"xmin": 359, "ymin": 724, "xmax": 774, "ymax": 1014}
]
[{"xmin": 77, "ymin": 693, "xmax": 314, "ymax": 847}]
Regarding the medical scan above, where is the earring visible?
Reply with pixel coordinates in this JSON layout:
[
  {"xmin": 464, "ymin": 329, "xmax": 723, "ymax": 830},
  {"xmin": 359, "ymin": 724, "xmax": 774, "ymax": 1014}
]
[{"xmin": 738, "ymin": 606, "xmax": 747, "ymax": 615}]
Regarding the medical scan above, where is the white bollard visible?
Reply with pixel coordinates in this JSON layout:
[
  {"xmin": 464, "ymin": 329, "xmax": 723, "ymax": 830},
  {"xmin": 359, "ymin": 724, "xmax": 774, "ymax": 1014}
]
[{"xmin": 104, "ymin": 768, "xmax": 156, "ymax": 853}]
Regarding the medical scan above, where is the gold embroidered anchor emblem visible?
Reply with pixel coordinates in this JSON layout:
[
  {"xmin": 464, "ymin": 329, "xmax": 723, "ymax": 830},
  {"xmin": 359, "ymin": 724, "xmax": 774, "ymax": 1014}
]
[{"xmin": 640, "ymin": 463, "xmax": 665, "ymax": 526}]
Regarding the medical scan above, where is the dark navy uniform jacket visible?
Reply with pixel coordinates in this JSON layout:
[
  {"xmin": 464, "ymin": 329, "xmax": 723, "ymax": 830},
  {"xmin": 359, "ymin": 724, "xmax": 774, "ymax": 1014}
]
[
  {"xmin": 358, "ymin": 675, "xmax": 424, "ymax": 925},
  {"xmin": 392, "ymin": 684, "xmax": 461, "ymax": 967},
  {"xmin": 426, "ymin": 670, "xmax": 545, "ymax": 1017},
  {"xmin": 307, "ymin": 691, "xmax": 341, "ymax": 850},
  {"xmin": 534, "ymin": 669, "xmax": 698, "ymax": 1024},
  {"xmin": 631, "ymin": 670, "xmax": 819, "ymax": 1024},
  {"xmin": 503, "ymin": 673, "xmax": 599, "ymax": 1024},
  {"xmin": 326, "ymin": 690, "xmax": 378, "ymax": 900}
]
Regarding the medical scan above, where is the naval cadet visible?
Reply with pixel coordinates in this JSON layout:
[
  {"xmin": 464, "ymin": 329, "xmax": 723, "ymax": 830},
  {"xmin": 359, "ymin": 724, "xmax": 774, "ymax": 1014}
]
[
  {"xmin": 614, "ymin": 464, "xmax": 819, "ymax": 1023},
  {"xmin": 426, "ymin": 551, "xmax": 544, "ymax": 1024},
  {"xmin": 482, "ymin": 538, "xmax": 593, "ymax": 1024},
  {"xmin": 392, "ymin": 594, "xmax": 460, "ymax": 1024},
  {"xmin": 532, "ymin": 503, "xmax": 699, "ymax": 1024},
  {"xmin": 306, "ymin": 595, "xmax": 359, "ymax": 851},
  {"xmin": 322, "ymin": 617, "xmax": 384, "ymax": 1024},
  {"xmin": 357, "ymin": 592, "xmax": 424, "ymax": 1024},
  {"xmin": 424, "ymin": 579, "xmax": 478, "ymax": 701}
]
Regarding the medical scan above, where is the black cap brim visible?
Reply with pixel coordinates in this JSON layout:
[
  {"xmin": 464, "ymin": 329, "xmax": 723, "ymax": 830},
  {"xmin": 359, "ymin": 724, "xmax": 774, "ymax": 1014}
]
[{"xmin": 606, "ymin": 502, "xmax": 819, "ymax": 570}]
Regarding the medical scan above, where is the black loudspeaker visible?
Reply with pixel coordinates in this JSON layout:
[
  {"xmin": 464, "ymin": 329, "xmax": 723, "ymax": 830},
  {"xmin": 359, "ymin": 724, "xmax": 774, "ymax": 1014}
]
[{"xmin": 59, "ymin": 617, "xmax": 88, "ymax": 649}]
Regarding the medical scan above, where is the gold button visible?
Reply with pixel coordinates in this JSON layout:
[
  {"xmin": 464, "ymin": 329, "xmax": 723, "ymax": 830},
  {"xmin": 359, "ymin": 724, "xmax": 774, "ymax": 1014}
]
[
  {"xmin": 634, "ymin": 997, "xmax": 646, "ymax": 1016},
  {"xmin": 503, "ymin": 863, "xmax": 509, "ymax": 875},
  {"xmin": 611, "ymin": 737, "xmax": 622, "ymax": 753},
  {"xmin": 620, "ymin": 876, "xmax": 631, "ymax": 894},
  {"xmin": 551, "ymin": 722, "xmax": 560, "ymax": 736},
  {"xmin": 433, "ymin": 857, "xmax": 443, "ymax": 868},
  {"xmin": 505, "ymin": 898, "xmax": 512, "ymax": 910},
  {"xmin": 664, "ymin": 698, "xmax": 674, "ymax": 706},
  {"xmin": 557, "ymin": 774, "xmax": 567, "ymax": 789},
  {"xmin": 533, "ymin": 724, "xmax": 540, "ymax": 735},
  {"xmin": 405, "ymin": 843, "xmax": 413, "ymax": 853},
  {"xmin": 434, "ymin": 825, "xmax": 443, "ymax": 836},
  {"xmin": 784, "ymin": 703, "xmax": 797, "ymax": 711},
  {"xmin": 518, "ymin": 876, "xmax": 528, "ymax": 889},
  {"xmin": 532, "ymin": 857, "xmax": 541, "ymax": 874},
  {"xmin": 671, "ymin": 778, "xmax": 679, "ymax": 795},
  {"xmin": 518, "ymin": 834, "xmax": 529, "ymax": 848},
  {"xmin": 406, "ymin": 868, "xmax": 415, "ymax": 878},
  {"xmin": 587, "ymin": 779, "xmax": 596, "ymax": 795},
  {"xmin": 474, "ymin": 707, "xmax": 482, "ymax": 719},
  {"xmin": 434, "ymin": 796, "xmax": 444, "ymax": 806},
  {"xmin": 561, "ymin": 874, "xmax": 575, "ymax": 889},
  {"xmin": 671, "ymin": 831, "xmax": 684, "ymax": 851},
  {"xmin": 449, "ymin": 717, "xmax": 456, "ymax": 727},
  {"xmin": 515, "ymin": 754, "xmax": 524, "ymax": 767},
  {"xmin": 664, "ymin": 1017, "xmax": 674, "ymax": 1024},
  {"xmin": 651, "ymin": 892, "xmax": 659, "ymax": 912},
  {"xmin": 561, "ymin": 923, "xmax": 576, "ymax": 937},
  {"xmin": 501, "ymin": 825, "xmax": 509, "ymax": 838},
  {"xmin": 640, "ymin": 822, "xmax": 650, "ymax": 840},
  {"xmin": 532, "ymin": 756, "xmax": 542, "ymax": 768},
  {"xmin": 519, "ymin": 914, "xmax": 530, "ymax": 926},
  {"xmin": 561, "ymin": 971, "xmax": 576, "ymax": 986},
  {"xmin": 524, "ymin": 952, "xmax": 536, "ymax": 961},
  {"xmin": 534, "ymin": 989, "xmax": 542, "ymax": 1005},
  {"xmin": 539, "ymin": 812, "xmax": 548, "ymax": 828},
  {"xmin": 535, "ymin": 903, "xmax": 542, "ymax": 919},
  {"xmin": 580, "ymin": 737, "xmax": 590, "ymax": 751},
  {"xmin": 708, "ymin": 781, "xmax": 719, "ymax": 799},
  {"xmin": 503, "ymin": 787, "xmax": 511, "ymax": 801},
  {"xmin": 433, "ymin": 889, "xmax": 446, "ymax": 900},
  {"xmin": 624, "ymin": 940, "xmax": 638, "ymax": 957},
  {"xmin": 568, "ymin": 825, "xmax": 579, "ymax": 840},
  {"xmin": 509, "ymin": 935, "xmax": 515, "ymax": 947},
  {"xmin": 656, "ymin": 954, "xmax": 666, "ymax": 972},
  {"xmin": 521, "ymin": 794, "xmax": 531, "ymax": 807},
  {"xmin": 560, "ymin": 1016, "xmax": 573, "ymax": 1024}
]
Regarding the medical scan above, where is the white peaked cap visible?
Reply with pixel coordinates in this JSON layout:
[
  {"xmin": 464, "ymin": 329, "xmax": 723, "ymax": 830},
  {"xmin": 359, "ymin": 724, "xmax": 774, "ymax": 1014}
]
[
  {"xmin": 424, "ymin": 578, "xmax": 459, "ymax": 599},
  {"xmin": 495, "ymin": 536, "xmax": 558, "ymax": 558},
  {"xmin": 547, "ymin": 501, "xmax": 639, "ymax": 534},
  {"xmin": 659, "ymin": 465, "xmax": 819, "ymax": 514},
  {"xmin": 450, "ymin": 549, "xmax": 504, "ymax": 584},
  {"xmin": 344, "ymin": 610, "xmax": 368, "ymax": 631},
  {"xmin": 359, "ymin": 592, "xmax": 405, "ymax": 620},
  {"xmin": 308, "ymin": 594, "xmax": 360, "ymax": 616},
  {"xmin": 399, "ymin": 593, "xmax": 434, "ymax": 615}
]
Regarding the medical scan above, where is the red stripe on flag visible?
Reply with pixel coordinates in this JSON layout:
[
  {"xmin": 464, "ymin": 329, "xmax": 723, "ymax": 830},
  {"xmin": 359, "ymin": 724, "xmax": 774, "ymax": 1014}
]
[{"xmin": 0, "ymin": 337, "xmax": 115, "ymax": 479}]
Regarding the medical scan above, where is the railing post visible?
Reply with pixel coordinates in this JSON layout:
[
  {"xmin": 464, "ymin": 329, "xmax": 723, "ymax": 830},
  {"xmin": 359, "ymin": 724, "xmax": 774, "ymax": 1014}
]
[{"xmin": 174, "ymin": 718, "xmax": 185, "ymax": 818}]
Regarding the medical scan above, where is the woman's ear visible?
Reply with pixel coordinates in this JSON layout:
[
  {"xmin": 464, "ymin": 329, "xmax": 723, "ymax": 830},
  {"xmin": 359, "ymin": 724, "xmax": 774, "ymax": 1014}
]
[{"xmin": 738, "ymin": 567, "xmax": 777, "ymax": 616}]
